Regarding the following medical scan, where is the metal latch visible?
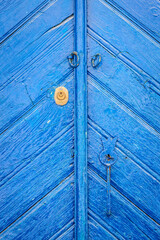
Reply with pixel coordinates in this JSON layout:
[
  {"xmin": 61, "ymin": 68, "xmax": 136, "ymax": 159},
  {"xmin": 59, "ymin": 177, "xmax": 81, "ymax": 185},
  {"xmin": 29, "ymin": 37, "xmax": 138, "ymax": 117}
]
[
  {"xmin": 67, "ymin": 51, "xmax": 80, "ymax": 68},
  {"xmin": 99, "ymin": 137, "xmax": 118, "ymax": 215}
]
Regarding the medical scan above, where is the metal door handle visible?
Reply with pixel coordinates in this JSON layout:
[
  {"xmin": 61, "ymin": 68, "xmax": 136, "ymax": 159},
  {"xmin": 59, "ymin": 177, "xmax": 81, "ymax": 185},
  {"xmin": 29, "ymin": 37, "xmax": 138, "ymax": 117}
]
[{"xmin": 99, "ymin": 137, "xmax": 118, "ymax": 215}]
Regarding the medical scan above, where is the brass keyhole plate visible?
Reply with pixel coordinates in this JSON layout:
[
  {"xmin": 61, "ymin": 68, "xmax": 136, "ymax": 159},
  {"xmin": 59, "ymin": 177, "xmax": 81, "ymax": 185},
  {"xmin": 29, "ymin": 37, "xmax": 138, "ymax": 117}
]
[{"xmin": 54, "ymin": 87, "xmax": 69, "ymax": 106}]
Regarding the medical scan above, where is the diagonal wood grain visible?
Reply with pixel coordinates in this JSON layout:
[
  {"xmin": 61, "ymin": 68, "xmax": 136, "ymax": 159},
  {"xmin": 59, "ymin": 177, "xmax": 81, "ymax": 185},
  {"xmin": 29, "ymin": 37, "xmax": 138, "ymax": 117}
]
[
  {"xmin": 0, "ymin": 0, "xmax": 73, "ymax": 44},
  {"xmin": 88, "ymin": 28, "xmax": 160, "ymax": 95},
  {"xmin": 0, "ymin": 0, "xmax": 75, "ymax": 238},
  {"xmin": 89, "ymin": 215, "xmax": 118, "ymax": 240},
  {"xmin": 0, "ymin": 0, "xmax": 73, "ymax": 89},
  {"xmin": 87, "ymin": 0, "xmax": 160, "ymax": 236},
  {"xmin": 88, "ymin": 168, "xmax": 160, "ymax": 239},
  {"xmin": 88, "ymin": 0, "xmax": 160, "ymax": 82},
  {"xmin": 0, "ymin": 17, "xmax": 74, "ymax": 134},
  {"xmin": 0, "ymin": 128, "xmax": 74, "ymax": 232},
  {"xmin": 88, "ymin": 80, "xmax": 160, "ymax": 181},
  {"xmin": 88, "ymin": 124, "xmax": 160, "ymax": 223},
  {"xmin": 0, "ymin": 0, "xmax": 44, "ymax": 41},
  {"xmin": 105, "ymin": 0, "xmax": 160, "ymax": 41},
  {"xmin": 49, "ymin": 220, "xmax": 74, "ymax": 239},
  {"xmin": 0, "ymin": 174, "xmax": 74, "ymax": 239},
  {"xmin": 0, "ymin": 79, "xmax": 74, "ymax": 187}
]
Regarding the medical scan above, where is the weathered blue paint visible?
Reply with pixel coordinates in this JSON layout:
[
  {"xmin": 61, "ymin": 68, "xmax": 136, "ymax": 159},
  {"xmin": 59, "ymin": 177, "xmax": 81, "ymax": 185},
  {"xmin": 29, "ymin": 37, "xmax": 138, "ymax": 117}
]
[
  {"xmin": 88, "ymin": 0, "xmax": 160, "ymax": 238},
  {"xmin": 74, "ymin": 0, "xmax": 88, "ymax": 239},
  {"xmin": 0, "ymin": 0, "xmax": 160, "ymax": 239},
  {"xmin": 0, "ymin": 0, "xmax": 75, "ymax": 239}
]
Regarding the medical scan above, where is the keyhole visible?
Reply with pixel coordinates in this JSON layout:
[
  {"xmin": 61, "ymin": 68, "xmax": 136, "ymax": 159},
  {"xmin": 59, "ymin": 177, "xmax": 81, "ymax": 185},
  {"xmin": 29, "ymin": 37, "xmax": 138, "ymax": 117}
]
[
  {"xmin": 57, "ymin": 91, "xmax": 66, "ymax": 100},
  {"xmin": 106, "ymin": 154, "xmax": 113, "ymax": 161},
  {"xmin": 54, "ymin": 87, "xmax": 69, "ymax": 106}
]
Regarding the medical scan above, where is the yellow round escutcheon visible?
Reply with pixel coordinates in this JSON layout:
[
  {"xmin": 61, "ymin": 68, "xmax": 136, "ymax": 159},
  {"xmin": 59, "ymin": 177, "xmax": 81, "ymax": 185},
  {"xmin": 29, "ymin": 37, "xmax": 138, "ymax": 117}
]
[{"xmin": 54, "ymin": 87, "xmax": 69, "ymax": 106}]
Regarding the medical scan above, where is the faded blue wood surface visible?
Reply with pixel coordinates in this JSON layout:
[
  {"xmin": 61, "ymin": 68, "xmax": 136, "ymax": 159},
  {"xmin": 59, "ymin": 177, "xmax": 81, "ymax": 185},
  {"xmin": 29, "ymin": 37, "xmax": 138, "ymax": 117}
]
[
  {"xmin": 0, "ymin": 0, "xmax": 160, "ymax": 239},
  {"xmin": 0, "ymin": 0, "xmax": 75, "ymax": 239},
  {"xmin": 0, "ymin": 175, "xmax": 74, "ymax": 239},
  {"xmin": 110, "ymin": 0, "xmax": 160, "ymax": 40},
  {"xmin": 0, "ymin": 0, "xmax": 44, "ymax": 41},
  {"xmin": 0, "ymin": 0, "xmax": 74, "ymax": 134},
  {"xmin": 88, "ymin": 0, "xmax": 160, "ymax": 82},
  {"xmin": 87, "ymin": 0, "xmax": 160, "ymax": 239}
]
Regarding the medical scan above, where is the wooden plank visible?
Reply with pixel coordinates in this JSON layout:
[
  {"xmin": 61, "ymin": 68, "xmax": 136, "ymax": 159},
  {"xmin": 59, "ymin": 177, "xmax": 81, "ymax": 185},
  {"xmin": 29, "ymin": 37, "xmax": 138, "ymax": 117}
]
[
  {"xmin": 56, "ymin": 227, "xmax": 74, "ymax": 240},
  {"xmin": 108, "ymin": 0, "xmax": 160, "ymax": 40},
  {"xmin": 50, "ymin": 220, "xmax": 74, "ymax": 239},
  {"xmin": 0, "ymin": 30, "xmax": 73, "ymax": 134},
  {"xmin": 0, "ymin": 130, "xmax": 73, "ymax": 232},
  {"xmin": 0, "ymin": 79, "xmax": 73, "ymax": 186},
  {"xmin": 88, "ymin": 126, "xmax": 160, "ymax": 223},
  {"xmin": 88, "ymin": 117, "xmax": 160, "ymax": 183},
  {"xmin": 88, "ymin": 37, "xmax": 160, "ymax": 132},
  {"xmin": 88, "ymin": 80, "xmax": 160, "ymax": 184},
  {"xmin": 88, "ymin": 0, "xmax": 160, "ymax": 82},
  {"xmin": 89, "ymin": 216, "xmax": 117, "ymax": 240},
  {"xmin": 0, "ymin": 0, "xmax": 73, "ymax": 44},
  {"xmin": 0, "ymin": 0, "xmax": 44, "ymax": 40},
  {"xmin": 0, "ymin": 175, "xmax": 74, "ymax": 239},
  {"xmin": 88, "ymin": 169, "xmax": 160, "ymax": 239},
  {"xmin": 89, "ymin": 210, "xmax": 124, "ymax": 240},
  {"xmin": 0, "ymin": 6, "xmax": 74, "ymax": 133},
  {"xmin": 88, "ymin": 27, "xmax": 160, "ymax": 96},
  {"xmin": 0, "ymin": 0, "xmax": 73, "ymax": 88},
  {"xmin": 0, "ymin": 82, "xmax": 32, "ymax": 134},
  {"xmin": 74, "ymin": 0, "xmax": 88, "ymax": 239}
]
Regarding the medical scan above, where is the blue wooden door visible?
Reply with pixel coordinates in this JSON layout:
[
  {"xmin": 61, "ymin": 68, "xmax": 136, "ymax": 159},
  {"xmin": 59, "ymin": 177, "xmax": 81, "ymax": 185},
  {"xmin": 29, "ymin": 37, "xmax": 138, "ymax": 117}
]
[
  {"xmin": 87, "ymin": 0, "xmax": 160, "ymax": 239},
  {"xmin": 0, "ymin": 0, "xmax": 75, "ymax": 239},
  {"xmin": 0, "ymin": 0, "xmax": 160, "ymax": 239}
]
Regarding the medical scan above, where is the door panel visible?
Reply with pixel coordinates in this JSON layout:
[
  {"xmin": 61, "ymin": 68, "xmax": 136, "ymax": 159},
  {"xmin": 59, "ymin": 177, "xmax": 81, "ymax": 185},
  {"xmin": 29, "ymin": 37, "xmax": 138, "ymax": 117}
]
[
  {"xmin": 0, "ymin": 0, "xmax": 73, "ymax": 86},
  {"xmin": 88, "ymin": 171, "xmax": 159, "ymax": 239},
  {"xmin": 88, "ymin": 37, "xmax": 160, "ymax": 131},
  {"xmin": 109, "ymin": 0, "xmax": 160, "ymax": 39},
  {"xmin": 88, "ymin": 0, "xmax": 160, "ymax": 83},
  {"xmin": 88, "ymin": 0, "xmax": 160, "ymax": 238},
  {"xmin": 88, "ymin": 80, "xmax": 160, "ymax": 177},
  {"xmin": 1, "ymin": 0, "xmax": 160, "ymax": 239},
  {"xmin": 0, "ymin": 0, "xmax": 74, "ymax": 239},
  {"xmin": 0, "ymin": 175, "xmax": 74, "ymax": 239},
  {"xmin": 0, "ymin": 0, "xmax": 73, "ymax": 133},
  {"xmin": 88, "ymin": 125, "xmax": 160, "ymax": 221},
  {"xmin": 0, "ymin": 124, "xmax": 73, "ymax": 232},
  {"xmin": 0, "ymin": 0, "xmax": 44, "ymax": 40},
  {"xmin": 89, "ymin": 216, "xmax": 116, "ymax": 240},
  {"xmin": 0, "ymin": 77, "xmax": 74, "ymax": 187}
]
